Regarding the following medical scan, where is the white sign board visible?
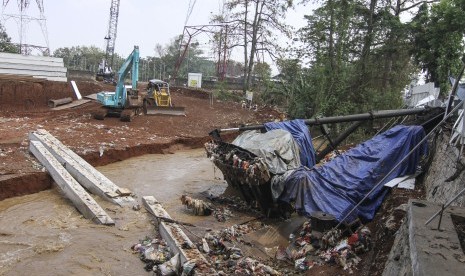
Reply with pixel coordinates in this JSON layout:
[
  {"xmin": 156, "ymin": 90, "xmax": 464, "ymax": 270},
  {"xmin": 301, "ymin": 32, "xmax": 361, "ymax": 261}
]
[{"xmin": 188, "ymin": 73, "xmax": 202, "ymax": 88}]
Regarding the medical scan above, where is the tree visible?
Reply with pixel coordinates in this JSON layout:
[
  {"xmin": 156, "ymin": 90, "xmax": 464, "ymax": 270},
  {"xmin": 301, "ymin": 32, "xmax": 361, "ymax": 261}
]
[
  {"xmin": 53, "ymin": 46, "xmax": 111, "ymax": 72},
  {"xmin": 410, "ymin": 0, "xmax": 465, "ymax": 93},
  {"xmin": 213, "ymin": 0, "xmax": 293, "ymax": 92},
  {"xmin": 0, "ymin": 23, "xmax": 18, "ymax": 53},
  {"xmin": 155, "ymin": 36, "xmax": 217, "ymax": 80},
  {"xmin": 289, "ymin": 0, "xmax": 432, "ymax": 118}
]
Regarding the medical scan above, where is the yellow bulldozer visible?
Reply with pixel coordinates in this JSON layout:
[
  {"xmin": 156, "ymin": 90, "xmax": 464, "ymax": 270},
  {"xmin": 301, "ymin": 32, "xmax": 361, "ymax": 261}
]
[{"xmin": 144, "ymin": 79, "xmax": 185, "ymax": 116}]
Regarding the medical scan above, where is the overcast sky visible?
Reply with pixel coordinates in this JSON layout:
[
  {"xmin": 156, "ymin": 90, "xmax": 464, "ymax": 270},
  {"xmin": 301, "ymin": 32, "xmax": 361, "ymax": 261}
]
[{"xmin": 1, "ymin": 0, "xmax": 313, "ymax": 64}]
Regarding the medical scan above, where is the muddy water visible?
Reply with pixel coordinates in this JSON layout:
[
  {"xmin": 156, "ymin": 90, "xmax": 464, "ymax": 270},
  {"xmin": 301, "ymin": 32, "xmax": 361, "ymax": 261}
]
[{"xmin": 0, "ymin": 149, "xmax": 227, "ymax": 275}]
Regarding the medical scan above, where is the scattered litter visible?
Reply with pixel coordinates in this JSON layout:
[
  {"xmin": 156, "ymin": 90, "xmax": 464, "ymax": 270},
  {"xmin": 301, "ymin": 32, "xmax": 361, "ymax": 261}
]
[
  {"xmin": 207, "ymin": 194, "xmax": 261, "ymax": 215},
  {"xmin": 212, "ymin": 207, "xmax": 233, "ymax": 222},
  {"xmin": 131, "ymin": 236, "xmax": 172, "ymax": 272},
  {"xmin": 180, "ymin": 195, "xmax": 212, "ymax": 216},
  {"xmin": 158, "ymin": 253, "xmax": 180, "ymax": 276},
  {"xmin": 281, "ymin": 220, "xmax": 372, "ymax": 273}
]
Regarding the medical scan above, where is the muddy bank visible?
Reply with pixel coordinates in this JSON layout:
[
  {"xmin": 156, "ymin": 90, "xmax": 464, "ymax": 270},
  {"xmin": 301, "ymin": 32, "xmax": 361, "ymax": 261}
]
[{"xmin": 0, "ymin": 132, "xmax": 240, "ymax": 200}]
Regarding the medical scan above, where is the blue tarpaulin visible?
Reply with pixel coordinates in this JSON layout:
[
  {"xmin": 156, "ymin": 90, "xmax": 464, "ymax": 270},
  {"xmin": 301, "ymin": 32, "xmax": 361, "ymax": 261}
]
[
  {"xmin": 264, "ymin": 119, "xmax": 316, "ymax": 168},
  {"xmin": 276, "ymin": 125, "xmax": 428, "ymax": 222}
]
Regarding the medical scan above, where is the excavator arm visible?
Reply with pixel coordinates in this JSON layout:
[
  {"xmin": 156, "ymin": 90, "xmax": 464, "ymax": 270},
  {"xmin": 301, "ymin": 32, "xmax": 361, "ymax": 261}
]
[
  {"xmin": 114, "ymin": 46, "xmax": 139, "ymax": 107},
  {"xmin": 96, "ymin": 45, "xmax": 139, "ymax": 108}
]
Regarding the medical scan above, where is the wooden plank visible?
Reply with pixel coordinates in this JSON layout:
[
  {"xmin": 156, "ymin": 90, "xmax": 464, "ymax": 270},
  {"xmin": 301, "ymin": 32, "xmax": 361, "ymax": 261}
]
[
  {"xmin": 29, "ymin": 130, "xmax": 135, "ymax": 206},
  {"xmin": 51, "ymin": 99, "xmax": 91, "ymax": 110},
  {"xmin": 142, "ymin": 196, "xmax": 211, "ymax": 267},
  {"xmin": 29, "ymin": 141, "xmax": 114, "ymax": 225},
  {"xmin": 84, "ymin": 93, "xmax": 98, "ymax": 100}
]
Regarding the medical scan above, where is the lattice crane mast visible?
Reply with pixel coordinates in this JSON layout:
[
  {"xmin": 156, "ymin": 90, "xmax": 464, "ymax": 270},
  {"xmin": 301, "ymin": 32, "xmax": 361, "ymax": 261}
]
[{"xmin": 97, "ymin": 0, "xmax": 120, "ymax": 82}]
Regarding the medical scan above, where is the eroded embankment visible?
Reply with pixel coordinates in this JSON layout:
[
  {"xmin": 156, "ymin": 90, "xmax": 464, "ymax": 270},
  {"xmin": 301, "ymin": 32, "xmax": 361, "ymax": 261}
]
[{"xmin": 0, "ymin": 133, "xmax": 236, "ymax": 201}]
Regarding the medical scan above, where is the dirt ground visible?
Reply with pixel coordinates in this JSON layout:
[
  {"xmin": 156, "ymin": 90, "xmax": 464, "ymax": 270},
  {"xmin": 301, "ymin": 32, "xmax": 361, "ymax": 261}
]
[
  {"xmin": 0, "ymin": 78, "xmax": 282, "ymax": 199},
  {"xmin": 0, "ymin": 77, "xmax": 418, "ymax": 275}
]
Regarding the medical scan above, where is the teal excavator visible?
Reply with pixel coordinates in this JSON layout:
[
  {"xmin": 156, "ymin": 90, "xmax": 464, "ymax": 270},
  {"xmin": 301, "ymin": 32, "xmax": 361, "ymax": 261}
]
[
  {"xmin": 93, "ymin": 45, "xmax": 143, "ymax": 121},
  {"xmin": 92, "ymin": 45, "xmax": 185, "ymax": 121}
]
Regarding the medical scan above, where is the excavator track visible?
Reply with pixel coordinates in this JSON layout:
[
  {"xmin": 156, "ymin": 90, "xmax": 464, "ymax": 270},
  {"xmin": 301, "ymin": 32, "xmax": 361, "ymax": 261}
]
[
  {"xmin": 92, "ymin": 108, "xmax": 108, "ymax": 120},
  {"xmin": 120, "ymin": 109, "xmax": 135, "ymax": 122}
]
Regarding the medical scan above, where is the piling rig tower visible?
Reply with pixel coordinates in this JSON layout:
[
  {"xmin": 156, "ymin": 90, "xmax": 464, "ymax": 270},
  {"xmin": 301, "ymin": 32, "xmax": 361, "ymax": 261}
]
[{"xmin": 103, "ymin": 0, "xmax": 120, "ymax": 74}]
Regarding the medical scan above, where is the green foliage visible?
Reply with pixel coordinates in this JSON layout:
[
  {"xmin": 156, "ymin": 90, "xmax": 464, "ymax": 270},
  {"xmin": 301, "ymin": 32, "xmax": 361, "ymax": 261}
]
[
  {"xmin": 409, "ymin": 0, "xmax": 465, "ymax": 94},
  {"xmin": 158, "ymin": 35, "xmax": 217, "ymax": 79},
  {"xmin": 0, "ymin": 23, "xmax": 18, "ymax": 53},
  {"xmin": 53, "ymin": 46, "xmax": 111, "ymax": 72},
  {"xmin": 213, "ymin": 81, "xmax": 243, "ymax": 102},
  {"xmin": 214, "ymin": 0, "xmax": 293, "ymax": 91},
  {"xmin": 281, "ymin": 0, "xmax": 425, "ymax": 124}
]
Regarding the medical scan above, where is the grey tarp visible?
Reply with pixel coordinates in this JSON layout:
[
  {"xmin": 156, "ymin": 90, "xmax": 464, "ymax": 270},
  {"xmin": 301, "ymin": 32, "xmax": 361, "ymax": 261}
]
[{"xmin": 232, "ymin": 130, "xmax": 301, "ymax": 175}]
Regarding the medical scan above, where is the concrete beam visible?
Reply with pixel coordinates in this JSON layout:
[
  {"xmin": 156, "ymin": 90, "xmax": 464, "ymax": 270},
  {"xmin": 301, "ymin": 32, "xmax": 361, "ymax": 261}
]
[
  {"xmin": 29, "ymin": 140, "xmax": 114, "ymax": 225},
  {"xmin": 29, "ymin": 129, "xmax": 135, "ymax": 206},
  {"xmin": 142, "ymin": 196, "xmax": 211, "ymax": 267},
  {"xmin": 0, "ymin": 69, "xmax": 67, "ymax": 78},
  {"xmin": 0, "ymin": 52, "xmax": 64, "ymax": 63},
  {"xmin": 0, "ymin": 62, "xmax": 68, "ymax": 72}
]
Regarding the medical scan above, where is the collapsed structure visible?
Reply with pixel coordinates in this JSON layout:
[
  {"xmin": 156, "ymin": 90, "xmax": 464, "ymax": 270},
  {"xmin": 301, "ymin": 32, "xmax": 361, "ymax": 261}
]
[{"xmin": 206, "ymin": 108, "xmax": 438, "ymax": 224}]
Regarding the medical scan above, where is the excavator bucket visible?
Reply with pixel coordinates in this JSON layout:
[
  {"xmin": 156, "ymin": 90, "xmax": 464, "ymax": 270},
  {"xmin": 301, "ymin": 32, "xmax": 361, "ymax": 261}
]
[{"xmin": 145, "ymin": 105, "xmax": 186, "ymax": 116}]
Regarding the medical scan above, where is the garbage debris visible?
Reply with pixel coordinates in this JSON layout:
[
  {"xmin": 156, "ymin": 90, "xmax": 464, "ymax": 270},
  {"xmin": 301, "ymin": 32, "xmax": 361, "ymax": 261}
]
[
  {"xmin": 281, "ymin": 220, "xmax": 372, "ymax": 274},
  {"xmin": 195, "ymin": 222, "xmax": 285, "ymax": 275},
  {"xmin": 180, "ymin": 195, "xmax": 212, "ymax": 216},
  {"xmin": 131, "ymin": 236, "xmax": 172, "ymax": 272},
  {"xmin": 207, "ymin": 195, "xmax": 261, "ymax": 216},
  {"xmin": 158, "ymin": 253, "xmax": 180, "ymax": 276},
  {"xmin": 212, "ymin": 207, "xmax": 233, "ymax": 222}
]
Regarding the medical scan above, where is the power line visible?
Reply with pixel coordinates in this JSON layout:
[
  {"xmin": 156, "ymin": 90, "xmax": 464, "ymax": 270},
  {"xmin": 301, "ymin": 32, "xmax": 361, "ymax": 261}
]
[{"xmin": 184, "ymin": 0, "xmax": 197, "ymax": 26}]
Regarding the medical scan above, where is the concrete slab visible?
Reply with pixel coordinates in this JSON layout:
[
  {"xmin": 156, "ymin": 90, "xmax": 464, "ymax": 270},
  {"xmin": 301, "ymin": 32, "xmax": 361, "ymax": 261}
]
[
  {"xmin": 142, "ymin": 196, "xmax": 211, "ymax": 267},
  {"xmin": 0, "ymin": 52, "xmax": 64, "ymax": 63},
  {"xmin": 383, "ymin": 199, "xmax": 465, "ymax": 276},
  {"xmin": 29, "ymin": 129, "xmax": 135, "ymax": 206},
  {"xmin": 0, "ymin": 62, "xmax": 67, "ymax": 72},
  {"xmin": 84, "ymin": 93, "xmax": 98, "ymax": 100},
  {"xmin": 0, "ymin": 68, "xmax": 67, "ymax": 77},
  {"xmin": 29, "ymin": 141, "xmax": 114, "ymax": 225},
  {"xmin": 51, "ymin": 99, "xmax": 91, "ymax": 110}
]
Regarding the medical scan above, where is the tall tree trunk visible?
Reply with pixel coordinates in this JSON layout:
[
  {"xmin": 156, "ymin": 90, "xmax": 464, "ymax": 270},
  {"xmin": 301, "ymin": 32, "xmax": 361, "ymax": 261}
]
[
  {"xmin": 245, "ymin": 0, "xmax": 265, "ymax": 91},
  {"xmin": 243, "ymin": 0, "xmax": 249, "ymax": 92},
  {"xmin": 352, "ymin": 0, "xmax": 377, "ymax": 103}
]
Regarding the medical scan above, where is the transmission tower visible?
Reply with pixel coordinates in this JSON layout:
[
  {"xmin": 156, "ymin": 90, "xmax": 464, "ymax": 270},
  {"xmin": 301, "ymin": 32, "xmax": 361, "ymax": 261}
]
[{"xmin": 1, "ymin": 0, "xmax": 50, "ymax": 55}]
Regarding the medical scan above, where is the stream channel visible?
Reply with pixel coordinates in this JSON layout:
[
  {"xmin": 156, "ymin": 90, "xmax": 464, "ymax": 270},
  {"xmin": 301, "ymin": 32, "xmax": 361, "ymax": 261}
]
[{"xmin": 0, "ymin": 149, "xmax": 233, "ymax": 275}]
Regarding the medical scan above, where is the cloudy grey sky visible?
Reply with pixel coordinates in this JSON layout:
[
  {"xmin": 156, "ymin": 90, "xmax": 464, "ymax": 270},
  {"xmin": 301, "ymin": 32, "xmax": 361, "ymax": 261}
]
[{"xmin": 1, "ymin": 0, "xmax": 312, "ymax": 62}]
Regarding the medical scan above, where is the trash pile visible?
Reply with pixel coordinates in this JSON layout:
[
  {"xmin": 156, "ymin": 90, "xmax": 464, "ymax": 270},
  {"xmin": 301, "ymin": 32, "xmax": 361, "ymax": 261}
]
[
  {"xmin": 207, "ymin": 195, "xmax": 261, "ymax": 216},
  {"xmin": 280, "ymin": 221, "xmax": 372, "ymax": 274},
  {"xmin": 180, "ymin": 194, "xmax": 234, "ymax": 222},
  {"xmin": 131, "ymin": 236, "xmax": 173, "ymax": 272},
  {"xmin": 205, "ymin": 141, "xmax": 271, "ymax": 185},
  {"xmin": 199, "ymin": 222, "xmax": 281, "ymax": 275},
  {"xmin": 180, "ymin": 195, "xmax": 212, "ymax": 216}
]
